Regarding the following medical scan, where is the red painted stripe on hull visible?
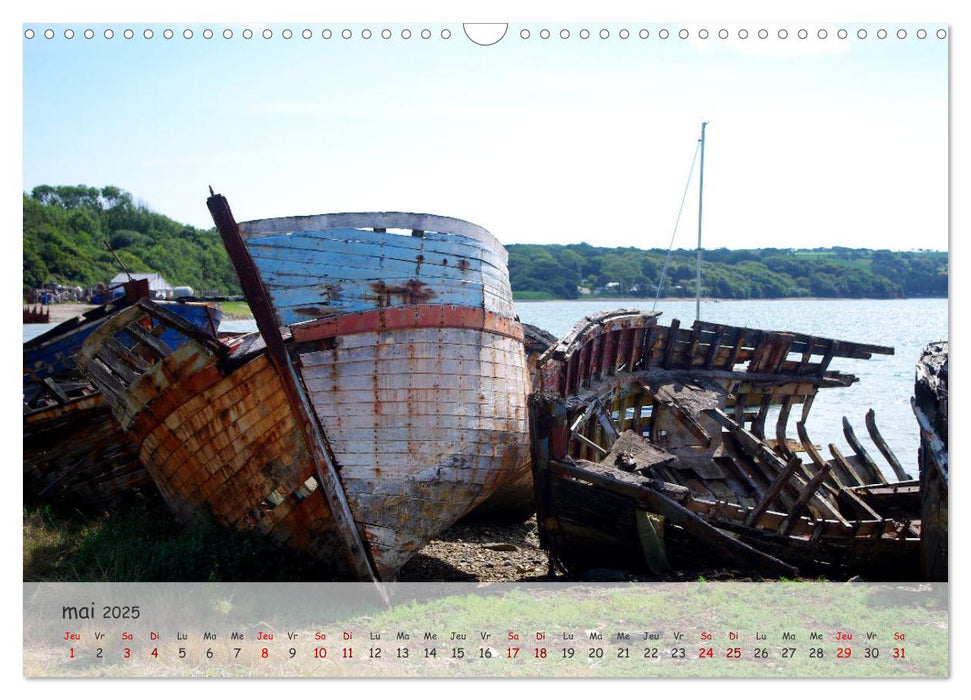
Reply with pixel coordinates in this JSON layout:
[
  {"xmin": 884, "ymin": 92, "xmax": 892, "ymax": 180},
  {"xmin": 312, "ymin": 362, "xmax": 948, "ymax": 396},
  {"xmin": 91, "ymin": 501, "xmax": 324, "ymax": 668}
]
[{"xmin": 291, "ymin": 305, "xmax": 525, "ymax": 344}]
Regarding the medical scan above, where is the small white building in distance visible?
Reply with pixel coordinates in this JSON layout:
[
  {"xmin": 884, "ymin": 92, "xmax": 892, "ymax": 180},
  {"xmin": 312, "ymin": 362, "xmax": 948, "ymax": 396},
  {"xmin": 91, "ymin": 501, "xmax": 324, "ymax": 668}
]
[{"xmin": 109, "ymin": 272, "xmax": 174, "ymax": 299}]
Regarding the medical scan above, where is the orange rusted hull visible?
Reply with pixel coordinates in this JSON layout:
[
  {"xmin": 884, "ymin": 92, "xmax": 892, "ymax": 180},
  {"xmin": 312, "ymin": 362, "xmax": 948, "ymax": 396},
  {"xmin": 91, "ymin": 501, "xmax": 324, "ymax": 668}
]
[{"xmin": 78, "ymin": 305, "xmax": 355, "ymax": 575}]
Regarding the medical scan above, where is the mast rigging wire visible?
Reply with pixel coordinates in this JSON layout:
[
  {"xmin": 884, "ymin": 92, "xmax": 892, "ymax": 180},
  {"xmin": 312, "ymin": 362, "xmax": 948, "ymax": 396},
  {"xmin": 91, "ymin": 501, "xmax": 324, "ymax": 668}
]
[{"xmin": 653, "ymin": 140, "xmax": 701, "ymax": 311}]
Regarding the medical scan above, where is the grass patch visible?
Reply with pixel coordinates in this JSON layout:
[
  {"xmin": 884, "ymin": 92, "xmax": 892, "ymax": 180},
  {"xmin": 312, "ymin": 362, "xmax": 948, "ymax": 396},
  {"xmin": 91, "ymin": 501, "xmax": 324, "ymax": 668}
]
[
  {"xmin": 218, "ymin": 301, "xmax": 253, "ymax": 319},
  {"xmin": 23, "ymin": 502, "xmax": 335, "ymax": 582}
]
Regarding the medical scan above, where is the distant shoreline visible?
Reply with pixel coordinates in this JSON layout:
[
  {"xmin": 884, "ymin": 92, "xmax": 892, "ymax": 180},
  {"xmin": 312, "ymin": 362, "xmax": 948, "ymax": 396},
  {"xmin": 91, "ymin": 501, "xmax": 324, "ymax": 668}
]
[
  {"xmin": 514, "ymin": 295, "xmax": 948, "ymax": 303},
  {"xmin": 28, "ymin": 295, "xmax": 948, "ymax": 326}
]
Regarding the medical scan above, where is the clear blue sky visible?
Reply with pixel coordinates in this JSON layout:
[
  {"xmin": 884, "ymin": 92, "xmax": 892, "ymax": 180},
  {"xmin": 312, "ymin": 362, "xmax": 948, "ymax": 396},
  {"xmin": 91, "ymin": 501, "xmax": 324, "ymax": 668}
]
[{"xmin": 22, "ymin": 20, "xmax": 947, "ymax": 251}]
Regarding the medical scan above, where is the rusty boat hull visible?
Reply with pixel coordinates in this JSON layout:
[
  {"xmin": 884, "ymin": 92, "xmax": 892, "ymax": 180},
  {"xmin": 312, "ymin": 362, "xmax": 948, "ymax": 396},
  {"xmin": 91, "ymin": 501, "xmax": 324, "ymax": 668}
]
[
  {"xmin": 78, "ymin": 303, "xmax": 356, "ymax": 574},
  {"xmin": 529, "ymin": 310, "xmax": 922, "ymax": 580},
  {"xmin": 216, "ymin": 204, "xmax": 532, "ymax": 579}
]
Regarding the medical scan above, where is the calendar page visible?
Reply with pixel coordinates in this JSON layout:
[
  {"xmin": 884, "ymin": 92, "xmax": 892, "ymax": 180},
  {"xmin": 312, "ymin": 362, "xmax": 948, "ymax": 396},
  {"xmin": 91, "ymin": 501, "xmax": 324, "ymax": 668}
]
[{"xmin": 20, "ymin": 4, "xmax": 950, "ymax": 683}]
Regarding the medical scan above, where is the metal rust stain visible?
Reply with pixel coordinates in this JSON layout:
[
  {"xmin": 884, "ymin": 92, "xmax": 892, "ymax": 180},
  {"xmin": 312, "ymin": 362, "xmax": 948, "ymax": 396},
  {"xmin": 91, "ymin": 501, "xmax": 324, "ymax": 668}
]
[
  {"xmin": 367, "ymin": 279, "xmax": 437, "ymax": 307},
  {"xmin": 293, "ymin": 306, "xmax": 341, "ymax": 318}
]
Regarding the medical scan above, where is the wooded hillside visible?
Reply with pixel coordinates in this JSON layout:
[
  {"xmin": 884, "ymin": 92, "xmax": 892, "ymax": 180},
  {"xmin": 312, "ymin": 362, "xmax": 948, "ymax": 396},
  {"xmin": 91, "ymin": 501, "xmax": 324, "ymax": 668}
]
[
  {"xmin": 23, "ymin": 185, "xmax": 947, "ymax": 302},
  {"xmin": 508, "ymin": 243, "xmax": 947, "ymax": 300}
]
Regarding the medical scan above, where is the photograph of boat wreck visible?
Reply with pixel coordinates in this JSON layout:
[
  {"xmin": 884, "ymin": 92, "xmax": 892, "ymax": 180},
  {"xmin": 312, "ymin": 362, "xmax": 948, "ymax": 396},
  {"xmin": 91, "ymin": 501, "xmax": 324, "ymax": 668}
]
[{"xmin": 23, "ymin": 22, "xmax": 946, "ymax": 585}]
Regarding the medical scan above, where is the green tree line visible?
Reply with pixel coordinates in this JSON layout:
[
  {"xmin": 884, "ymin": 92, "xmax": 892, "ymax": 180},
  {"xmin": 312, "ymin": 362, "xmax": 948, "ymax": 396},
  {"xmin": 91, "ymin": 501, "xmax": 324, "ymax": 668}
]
[
  {"xmin": 23, "ymin": 185, "xmax": 241, "ymax": 294},
  {"xmin": 23, "ymin": 185, "xmax": 947, "ymax": 302},
  {"xmin": 508, "ymin": 243, "xmax": 947, "ymax": 300}
]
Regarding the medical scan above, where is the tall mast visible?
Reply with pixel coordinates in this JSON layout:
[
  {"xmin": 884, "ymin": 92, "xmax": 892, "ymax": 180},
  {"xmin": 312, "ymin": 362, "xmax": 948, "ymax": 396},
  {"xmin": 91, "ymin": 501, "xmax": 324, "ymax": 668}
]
[{"xmin": 696, "ymin": 121, "xmax": 708, "ymax": 322}]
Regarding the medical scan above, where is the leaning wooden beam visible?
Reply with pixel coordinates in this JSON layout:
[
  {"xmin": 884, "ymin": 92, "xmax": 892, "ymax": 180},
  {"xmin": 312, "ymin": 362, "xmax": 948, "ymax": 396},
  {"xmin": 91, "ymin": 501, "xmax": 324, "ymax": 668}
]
[
  {"xmin": 668, "ymin": 402, "xmax": 712, "ymax": 448},
  {"xmin": 744, "ymin": 456, "xmax": 802, "ymax": 527},
  {"xmin": 635, "ymin": 481, "xmax": 798, "ymax": 577},
  {"xmin": 595, "ymin": 400, "xmax": 620, "ymax": 447},
  {"xmin": 842, "ymin": 417, "xmax": 888, "ymax": 484},
  {"xmin": 125, "ymin": 321, "xmax": 171, "ymax": 358},
  {"xmin": 573, "ymin": 431, "xmax": 608, "ymax": 457},
  {"xmin": 865, "ymin": 409, "xmax": 912, "ymax": 481},
  {"xmin": 780, "ymin": 464, "xmax": 832, "ymax": 536},
  {"xmin": 800, "ymin": 394, "xmax": 815, "ymax": 423},
  {"xmin": 912, "ymin": 397, "xmax": 949, "ymax": 484},
  {"xmin": 40, "ymin": 377, "xmax": 69, "ymax": 404},
  {"xmin": 836, "ymin": 486, "xmax": 883, "ymax": 521}
]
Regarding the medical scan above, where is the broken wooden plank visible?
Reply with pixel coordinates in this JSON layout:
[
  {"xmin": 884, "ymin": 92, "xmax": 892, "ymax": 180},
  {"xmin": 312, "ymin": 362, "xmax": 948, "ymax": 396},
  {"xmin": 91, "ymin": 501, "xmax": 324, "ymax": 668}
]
[
  {"xmin": 704, "ymin": 329, "xmax": 725, "ymax": 370},
  {"xmin": 775, "ymin": 396, "xmax": 795, "ymax": 460},
  {"xmin": 710, "ymin": 408, "xmax": 844, "ymax": 522},
  {"xmin": 796, "ymin": 420, "xmax": 854, "ymax": 489},
  {"xmin": 95, "ymin": 345, "xmax": 141, "ymax": 385},
  {"xmin": 752, "ymin": 394, "xmax": 772, "ymax": 441},
  {"xmin": 40, "ymin": 377, "xmax": 69, "ymax": 404},
  {"xmin": 829, "ymin": 443, "xmax": 872, "ymax": 487}
]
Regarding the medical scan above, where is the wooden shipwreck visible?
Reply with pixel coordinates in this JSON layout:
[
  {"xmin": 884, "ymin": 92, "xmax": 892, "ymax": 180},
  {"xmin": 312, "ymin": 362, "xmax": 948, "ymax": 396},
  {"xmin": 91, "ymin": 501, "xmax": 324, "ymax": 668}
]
[
  {"xmin": 24, "ymin": 378, "xmax": 154, "ymax": 510},
  {"xmin": 529, "ymin": 309, "xmax": 922, "ymax": 580},
  {"xmin": 78, "ymin": 194, "xmax": 532, "ymax": 581},
  {"xmin": 23, "ymin": 283, "xmax": 222, "ymax": 510}
]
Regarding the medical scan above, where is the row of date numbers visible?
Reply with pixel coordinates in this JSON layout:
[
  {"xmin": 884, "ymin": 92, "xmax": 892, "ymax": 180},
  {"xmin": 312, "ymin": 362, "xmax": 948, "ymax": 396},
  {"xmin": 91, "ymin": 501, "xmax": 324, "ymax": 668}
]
[{"xmin": 68, "ymin": 645, "xmax": 908, "ymax": 661}]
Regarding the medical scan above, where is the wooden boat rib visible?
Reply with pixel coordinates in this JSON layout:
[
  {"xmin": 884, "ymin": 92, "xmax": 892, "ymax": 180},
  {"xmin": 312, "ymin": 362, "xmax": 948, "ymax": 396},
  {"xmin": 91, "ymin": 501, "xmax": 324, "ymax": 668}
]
[
  {"xmin": 209, "ymin": 197, "xmax": 531, "ymax": 579},
  {"xmin": 529, "ymin": 309, "xmax": 921, "ymax": 580}
]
